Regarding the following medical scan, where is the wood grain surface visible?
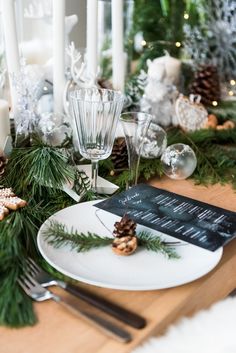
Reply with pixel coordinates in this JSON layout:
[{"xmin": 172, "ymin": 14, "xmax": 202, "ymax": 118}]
[{"xmin": 1, "ymin": 178, "xmax": 236, "ymax": 353}]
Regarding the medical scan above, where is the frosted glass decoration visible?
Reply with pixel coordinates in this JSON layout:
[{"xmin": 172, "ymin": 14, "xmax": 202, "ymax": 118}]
[
  {"xmin": 38, "ymin": 112, "xmax": 72, "ymax": 146},
  {"xmin": 139, "ymin": 123, "xmax": 167, "ymax": 159},
  {"xmin": 161, "ymin": 143, "xmax": 197, "ymax": 180}
]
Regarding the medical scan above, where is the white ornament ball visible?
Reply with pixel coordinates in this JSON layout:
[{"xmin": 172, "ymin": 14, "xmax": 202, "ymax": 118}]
[
  {"xmin": 161, "ymin": 143, "xmax": 197, "ymax": 179},
  {"xmin": 139, "ymin": 123, "xmax": 167, "ymax": 159}
]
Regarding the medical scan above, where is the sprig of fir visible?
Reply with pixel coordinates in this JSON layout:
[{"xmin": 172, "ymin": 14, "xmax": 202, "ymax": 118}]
[
  {"xmin": 43, "ymin": 221, "xmax": 180, "ymax": 259},
  {"xmin": 43, "ymin": 221, "xmax": 113, "ymax": 252},
  {"xmin": 137, "ymin": 231, "xmax": 180, "ymax": 259}
]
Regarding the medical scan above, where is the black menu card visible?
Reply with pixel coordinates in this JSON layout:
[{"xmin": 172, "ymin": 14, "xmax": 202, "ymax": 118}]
[{"xmin": 95, "ymin": 184, "xmax": 236, "ymax": 251}]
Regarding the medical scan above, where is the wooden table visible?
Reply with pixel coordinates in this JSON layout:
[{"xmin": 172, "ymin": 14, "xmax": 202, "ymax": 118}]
[{"xmin": 1, "ymin": 178, "xmax": 236, "ymax": 353}]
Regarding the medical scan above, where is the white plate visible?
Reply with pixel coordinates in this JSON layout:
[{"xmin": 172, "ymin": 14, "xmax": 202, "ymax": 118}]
[{"xmin": 37, "ymin": 200, "xmax": 223, "ymax": 291}]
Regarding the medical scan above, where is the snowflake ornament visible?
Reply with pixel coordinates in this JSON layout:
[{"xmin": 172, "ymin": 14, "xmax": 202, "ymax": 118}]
[
  {"xmin": 184, "ymin": 0, "xmax": 236, "ymax": 81},
  {"xmin": 13, "ymin": 58, "xmax": 45, "ymax": 136}
]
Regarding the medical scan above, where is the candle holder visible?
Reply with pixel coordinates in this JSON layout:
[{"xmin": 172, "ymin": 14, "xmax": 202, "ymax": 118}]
[{"xmin": 119, "ymin": 112, "xmax": 152, "ymax": 189}]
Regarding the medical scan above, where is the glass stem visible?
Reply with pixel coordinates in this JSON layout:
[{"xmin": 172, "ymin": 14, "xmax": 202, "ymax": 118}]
[{"xmin": 91, "ymin": 160, "xmax": 99, "ymax": 192}]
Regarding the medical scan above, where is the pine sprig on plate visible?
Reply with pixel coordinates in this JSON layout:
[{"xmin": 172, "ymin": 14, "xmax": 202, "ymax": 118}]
[
  {"xmin": 43, "ymin": 221, "xmax": 113, "ymax": 252},
  {"xmin": 43, "ymin": 220, "xmax": 180, "ymax": 259},
  {"xmin": 138, "ymin": 231, "xmax": 180, "ymax": 259}
]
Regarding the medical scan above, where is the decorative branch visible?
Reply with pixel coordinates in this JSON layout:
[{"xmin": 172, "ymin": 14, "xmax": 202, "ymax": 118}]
[
  {"xmin": 43, "ymin": 221, "xmax": 112, "ymax": 252},
  {"xmin": 43, "ymin": 220, "xmax": 180, "ymax": 259}
]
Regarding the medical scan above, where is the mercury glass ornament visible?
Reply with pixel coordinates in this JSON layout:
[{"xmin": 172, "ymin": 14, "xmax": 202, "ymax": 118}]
[
  {"xmin": 161, "ymin": 143, "xmax": 197, "ymax": 180},
  {"xmin": 175, "ymin": 94, "xmax": 208, "ymax": 132},
  {"xmin": 38, "ymin": 113, "xmax": 72, "ymax": 146},
  {"xmin": 139, "ymin": 122, "xmax": 167, "ymax": 159}
]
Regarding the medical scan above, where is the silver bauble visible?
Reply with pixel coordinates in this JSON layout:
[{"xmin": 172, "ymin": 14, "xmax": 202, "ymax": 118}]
[{"xmin": 161, "ymin": 143, "xmax": 197, "ymax": 179}]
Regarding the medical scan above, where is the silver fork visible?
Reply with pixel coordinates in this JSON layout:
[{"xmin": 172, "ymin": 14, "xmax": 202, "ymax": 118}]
[
  {"xmin": 18, "ymin": 271, "xmax": 132, "ymax": 343},
  {"xmin": 26, "ymin": 258, "xmax": 146, "ymax": 329}
]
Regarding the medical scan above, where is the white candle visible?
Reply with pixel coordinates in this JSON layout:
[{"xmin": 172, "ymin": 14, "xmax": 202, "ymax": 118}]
[
  {"xmin": 112, "ymin": 0, "xmax": 125, "ymax": 92},
  {"xmin": 0, "ymin": 100, "xmax": 10, "ymax": 152},
  {"xmin": 1, "ymin": 0, "xmax": 20, "ymax": 115},
  {"xmin": 86, "ymin": 0, "xmax": 98, "ymax": 79},
  {"xmin": 53, "ymin": 0, "xmax": 66, "ymax": 114}
]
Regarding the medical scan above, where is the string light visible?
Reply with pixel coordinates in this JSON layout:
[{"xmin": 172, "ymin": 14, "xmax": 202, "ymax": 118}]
[
  {"xmin": 184, "ymin": 13, "xmax": 189, "ymax": 20},
  {"xmin": 228, "ymin": 90, "xmax": 234, "ymax": 96},
  {"xmin": 175, "ymin": 42, "xmax": 181, "ymax": 48},
  {"xmin": 212, "ymin": 101, "xmax": 218, "ymax": 106},
  {"xmin": 230, "ymin": 79, "xmax": 236, "ymax": 86}
]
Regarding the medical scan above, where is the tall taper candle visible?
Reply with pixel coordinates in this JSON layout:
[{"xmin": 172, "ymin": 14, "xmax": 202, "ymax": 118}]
[
  {"xmin": 53, "ymin": 0, "xmax": 66, "ymax": 114},
  {"xmin": 1, "ymin": 0, "xmax": 20, "ymax": 114},
  {"xmin": 86, "ymin": 0, "xmax": 98, "ymax": 79},
  {"xmin": 112, "ymin": 0, "xmax": 125, "ymax": 91},
  {"xmin": 0, "ymin": 100, "xmax": 10, "ymax": 151}
]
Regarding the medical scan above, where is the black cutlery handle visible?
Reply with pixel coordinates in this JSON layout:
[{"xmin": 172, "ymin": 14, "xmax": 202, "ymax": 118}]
[
  {"xmin": 55, "ymin": 297, "xmax": 132, "ymax": 343},
  {"xmin": 64, "ymin": 283, "xmax": 146, "ymax": 329}
]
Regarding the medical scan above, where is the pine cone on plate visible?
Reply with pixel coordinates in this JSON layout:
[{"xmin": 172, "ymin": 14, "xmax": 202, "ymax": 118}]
[
  {"xmin": 0, "ymin": 151, "xmax": 7, "ymax": 177},
  {"xmin": 189, "ymin": 65, "xmax": 221, "ymax": 106},
  {"xmin": 112, "ymin": 215, "xmax": 138, "ymax": 256},
  {"xmin": 112, "ymin": 236, "xmax": 138, "ymax": 256},
  {"xmin": 113, "ymin": 214, "xmax": 137, "ymax": 238},
  {"xmin": 111, "ymin": 137, "xmax": 128, "ymax": 171}
]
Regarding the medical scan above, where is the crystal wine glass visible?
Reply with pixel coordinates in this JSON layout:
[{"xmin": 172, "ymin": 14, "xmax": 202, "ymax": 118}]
[{"xmin": 70, "ymin": 88, "xmax": 124, "ymax": 192}]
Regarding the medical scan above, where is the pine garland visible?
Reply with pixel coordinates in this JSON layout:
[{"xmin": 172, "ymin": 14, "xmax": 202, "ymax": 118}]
[
  {"xmin": 105, "ymin": 127, "xmax": 236, "ymax": 189},
  {"xmin": 43, "ymin": 220, "xmax": 180, "ymax": 259},
  {"xmin": 0, "ymin": 140, "xmax": 91, "ymax": 327}
]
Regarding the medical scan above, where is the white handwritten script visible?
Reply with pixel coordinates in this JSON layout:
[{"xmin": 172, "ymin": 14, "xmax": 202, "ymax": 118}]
[{"xmin": 118, "ymin": 192, "xmax": 142, "ymax": 206}]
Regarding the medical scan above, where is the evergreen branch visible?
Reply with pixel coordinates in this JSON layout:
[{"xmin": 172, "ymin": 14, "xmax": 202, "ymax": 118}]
[
  {"xmin": 43, "ymin": 221, "xmax": 113, "ymax": 252},
  {"xmin": 73, "ymin": 170, "xmax": 91, "ymax": 196},
  {"xmin": 43, "ymin": 221, "xmax": 180, "ymax": 259},
  {"xmin": 137, "ymin": 231, "xmax": 180, "ymax": 259},
  {"xmin": 0, "ymin": 262, "xmax": 36, "ymax": 327},
  {"xmin": 6, "ymin": 144, "xmax": 75, "ymax": 196},
  {"xmin": 179, "ymin": 129, "xmax": 222, "ymax": 182}
]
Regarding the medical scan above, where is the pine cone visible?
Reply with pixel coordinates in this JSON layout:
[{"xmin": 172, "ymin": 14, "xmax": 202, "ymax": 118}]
[
  {"xmin": 113, "ymin": 215, "xmax": 137, "ymax": 238},
  {"xmin": 112, "ymin": 235, "xmax": 138, "ymax": 256},
  {"xmin": 0, "ymin": 152, "xmax": 7, "ymax": 177},
  {"xmin": 111, "ymin": 137, "xmax": 128, "ymax": 171},
  {"xmin": 189, "ymin": 65, "xmax": 221, "ymax": 106}
]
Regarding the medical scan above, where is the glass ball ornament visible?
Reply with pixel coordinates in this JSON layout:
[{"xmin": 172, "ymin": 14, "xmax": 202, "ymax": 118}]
[
  {"xmin": 38, "ymin": 113, "xmax": 72, "ymax": 146},
  {"xmin": 161, "ymin": 143, "xmax": 197, "ymax": 180},
  {"xmin": 138, "ymin": 122, "xmax": 167, "ymax": 159}
]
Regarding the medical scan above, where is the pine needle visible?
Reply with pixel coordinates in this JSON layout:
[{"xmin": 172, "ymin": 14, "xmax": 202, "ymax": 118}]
[
  {"xmin": 137, "ymin": 231, "xmax": 180, "ymax": 259},
  {"xmin": 5, "ymin": 144, "xmax": 75, "ymax": 196},
  {"xmin": 43, "ymin": 221, "xmax": 113, "ymax": 252}
]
